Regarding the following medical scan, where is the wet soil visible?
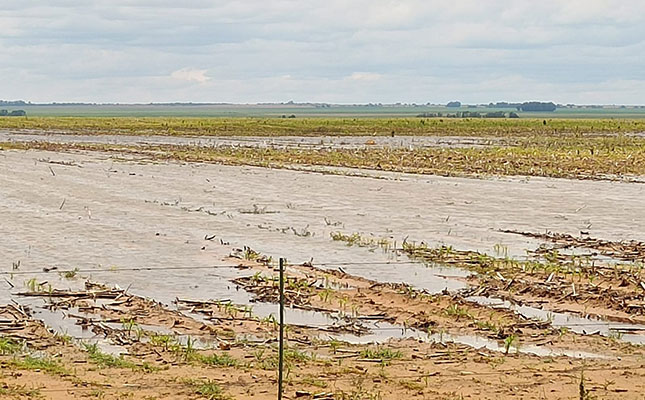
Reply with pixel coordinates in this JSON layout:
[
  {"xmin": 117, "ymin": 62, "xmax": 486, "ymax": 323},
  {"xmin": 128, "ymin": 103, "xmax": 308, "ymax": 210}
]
[
  {"xmin": 2, "ymin": 274, "xmax": 645, "ymax": 400},
  {"xmin": 2, "ymin": 147, "xmax": 645, "ymax": 398}
]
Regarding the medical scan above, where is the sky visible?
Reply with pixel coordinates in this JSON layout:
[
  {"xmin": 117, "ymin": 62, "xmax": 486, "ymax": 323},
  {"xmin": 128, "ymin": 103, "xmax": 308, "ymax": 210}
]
[{"xmin": 1, "ymin": 1, "xmax": 644, "ymax": 104}]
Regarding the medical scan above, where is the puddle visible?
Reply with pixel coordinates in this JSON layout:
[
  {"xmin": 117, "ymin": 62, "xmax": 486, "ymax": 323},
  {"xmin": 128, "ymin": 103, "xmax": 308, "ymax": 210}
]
[
  {"xmin": 224, "ymin": 301, "xmax": 607, "ymax": 358},
  {"xmin": 0, "ymin": 130, "xmax": 500, "ymax": 150},
  {"xmin": 468, "ymin": 296, "xmax": 645, "ymax": 345},
  {"xmin": 29, "ymin": 305, "xmax": 127, "ymax": 355},
  {"xmin": 2, "ymin": 150, "xmax": 645, "ymax": 355},
  {"xmin": 327, "ymin": 322, "xmax": 605, "ymax": 359}
]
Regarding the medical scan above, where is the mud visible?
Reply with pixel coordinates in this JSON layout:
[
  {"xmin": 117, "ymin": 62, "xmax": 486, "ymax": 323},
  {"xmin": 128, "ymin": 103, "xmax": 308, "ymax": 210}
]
[{"xmin": 3, "ymin": 147, "xmax": 645, "ymax": 398}]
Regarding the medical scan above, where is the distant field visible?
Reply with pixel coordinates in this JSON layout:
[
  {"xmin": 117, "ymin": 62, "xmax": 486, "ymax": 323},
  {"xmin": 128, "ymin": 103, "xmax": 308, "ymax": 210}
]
[
  {"xmin": 2, "ymin": 104, "xmax": 645, "ymax": 118},
  {"xmin": 1, "ymin": 116, "xmax": 644, "ymax": 137},
  {"xmin": 4, "ymin": 133, "xmax": 645, "ymax": 181}
]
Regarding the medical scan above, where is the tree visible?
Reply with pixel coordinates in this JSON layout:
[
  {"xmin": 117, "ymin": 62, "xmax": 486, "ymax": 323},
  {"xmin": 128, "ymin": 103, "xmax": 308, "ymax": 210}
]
[
  {"xmin": 484, "ymin": 111, "xmax": 506, "ymax": 118},
  {"xmin": 520, "ymin": 102, "xmax": 556, "ymax": 112},
  {"xmin": 446, "ymin": 101, "xmax": 461, "ymax": 108}
]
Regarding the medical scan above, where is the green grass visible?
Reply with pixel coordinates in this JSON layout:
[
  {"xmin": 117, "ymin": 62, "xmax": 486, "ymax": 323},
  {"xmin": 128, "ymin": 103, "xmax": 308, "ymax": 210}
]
[
  {"xmin": 84, "ymin": 343, "xmax": 157, "ymax": 372},
  {"xmin": 10, "ymin": 355, "xmax": 71, "ymax": 377},
  {"xmin": 146, "ymin": 333, "xmax": 240, "ymax": 368},
  {"xmin": 184, "ymin": 378, "xmax": 232, "ymax": 400},
  {"xmin": 359, "ymin": 347, "xmax": 403, "ymax": 361},
  {"xmin": 193, "ymin": 353, "xmax": 238, "ymax": 368},
  {"xmin": 254, "ymin": 346, "xmax": 313, "ymax": 370},
  {"xmin": 1, "ymin": 116, "xmax": 645, "ymax": 137},
  {"xmin": 444, "ymin": 305, "xmax": 473, "ymax": 320},
  {"xmin": 3, "ymin": 117, "xmax": 645, "ymax": 181},
  {"xmin": 0, "ymin": 338, "xmax": 23, "ymax": 355}
]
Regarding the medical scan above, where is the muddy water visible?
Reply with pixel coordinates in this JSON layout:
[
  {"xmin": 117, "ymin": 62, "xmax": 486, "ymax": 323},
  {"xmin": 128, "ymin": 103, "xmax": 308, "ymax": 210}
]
[
  {"xmin": 331, "ymin": 324, "xmax": 604, "ymax": 359},
  {"xmin": 0, "ymin": 130, "xmax": 500, "ymax": 150},
  {"xmin": 1, "ymin": 149, "xmax": 645, "ymax": 350},
  {"xmin": 469, "ymin": 296, "xmax": 645, "ymax": 345}
]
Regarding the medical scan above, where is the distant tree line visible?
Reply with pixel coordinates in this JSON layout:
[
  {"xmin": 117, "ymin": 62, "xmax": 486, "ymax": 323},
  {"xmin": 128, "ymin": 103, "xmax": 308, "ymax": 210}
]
[
  {"xmin": 488, "ymin": 102, "xmax": 522, "ymax": 108},
  {"xmin": 0, "ymin": 109, "xmax": 26, "ymax": 116},
  {"xmin": 488, "ymin": 101, "xmax": 557, "ymax": 112},
  {"xmin": 0, "ymin": 100, "xmax": 28, "ymax": 106},
  {"xmin": 518, "ymin": 102, "xmax": 557, "ymax": 112}
]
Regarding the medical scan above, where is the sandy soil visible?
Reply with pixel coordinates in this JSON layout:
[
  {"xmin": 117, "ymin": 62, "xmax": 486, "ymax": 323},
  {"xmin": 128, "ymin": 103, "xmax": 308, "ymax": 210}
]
[
  {"xmin": 2, "ymin": 273, "xmax": 645, "ymax": 400},
  {"xmin": 2, "ymin": 147, "xmax": 645, "ymax": 399}
]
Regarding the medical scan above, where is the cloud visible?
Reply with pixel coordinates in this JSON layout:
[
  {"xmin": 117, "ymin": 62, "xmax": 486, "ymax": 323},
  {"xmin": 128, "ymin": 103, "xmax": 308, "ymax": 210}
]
[
  {"xmin": 170, "ymin": 68, "xmax": 210, "ymax": 83},
  {"xmin": 346, "ymin": 72, "xmax": 382, "ymax": 82},
  {"xmin": 0, "ymin": 0, "xmax": 644, "ymax": 103}
]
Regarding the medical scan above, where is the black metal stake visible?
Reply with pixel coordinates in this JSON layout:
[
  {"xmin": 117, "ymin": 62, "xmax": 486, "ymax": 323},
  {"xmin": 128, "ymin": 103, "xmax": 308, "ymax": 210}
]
[{"xmin": 278, "ymin": 257, "xmax": 285, "ymax": 400}]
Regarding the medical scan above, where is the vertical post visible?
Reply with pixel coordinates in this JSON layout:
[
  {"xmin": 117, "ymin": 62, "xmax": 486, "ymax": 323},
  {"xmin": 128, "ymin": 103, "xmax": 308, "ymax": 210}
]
[{"xmin": 278, "ymin": 257, "xmax": 285, "ymax": 400}]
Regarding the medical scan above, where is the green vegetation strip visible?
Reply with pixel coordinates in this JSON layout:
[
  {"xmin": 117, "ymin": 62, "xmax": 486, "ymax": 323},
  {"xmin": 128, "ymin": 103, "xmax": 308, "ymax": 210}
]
[
  {"xmin": 184, "ymin": 379, "xmax": 232, "ymax": 400},
  {"xmin": 1, "ymin": 116, "xmax": 645, "ymax": 137},
  {"xmin": 3, "ymin": 135, "xmax": 645, "ymax": 180},
  {"xmin": 8, "ymin": 356, "xmax": 71, "ymax": 377},
  {"xmin": 84, "ymin": 343, "xmax": 158, "ymax": 372}
]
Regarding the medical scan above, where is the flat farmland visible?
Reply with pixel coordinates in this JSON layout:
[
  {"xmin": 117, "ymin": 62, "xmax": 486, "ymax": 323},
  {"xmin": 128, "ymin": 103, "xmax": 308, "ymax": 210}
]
[{"xmin": 1, "ymin": 118, "xmax": 645, "ymax": 399}]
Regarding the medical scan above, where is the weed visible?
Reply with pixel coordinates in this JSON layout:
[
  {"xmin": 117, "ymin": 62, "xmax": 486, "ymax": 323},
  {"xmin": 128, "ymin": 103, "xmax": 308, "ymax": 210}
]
[
  {"xmin": 359, "ymin": 347, "xmax": 402, "ymax": 361},
  {"xmin": 579, "ymin": 370, "xmax": 594, "ymax": 400},
  {"xmin": 444, "ymin": 304, "xmax": 472, "ymax": 320},
  {"xmin": 318, "ymin": 287, "xmax": 334, "ymax": 303},
  {"xmin": 329, "ymin": 339, "xmax": 343, "ymax": 354},
  {"xmin": 25, "ymin": 278, "xmax": 45, "ymax": 292},
  {"xmin": 475, "ymin": 320, "xmax": 501, "ymax": 334},
  {"xmin": 608, "ymin": 329, "xmax": 624, "ymax": 341},
  {"xmin": 195, "ymin": 353, "xmax": 238, "ymax": 368},
  {"xmin": 185, "ymin": 379, "xmax": 231, "ymax": 400},
  {"xmin": 335, "ymin": 377, "xmax": 382, "ymax": 400},
  {"xmin": 61, "ymin": 267, "xmax": 80, "ymax": 279},
  {"xmin": 0, "ymin": 338, "xmax": 22, "ymax": 355},
  {"xmin": 0, "ymin": 383, "xmax": 41, "ymax": 398},
  {"xmin": 56, "ymin": 332, "xmax": 74, "ymax": 345},
  {"xmin": 149, "ymin": 334, "xmax": 175, "ymax": 351},
  {"xmin": 84, "ymin": 343, "xmax": 156, "ymax": 372},
  {"xmin": 399, "ymin": 379, "xmax": 425, "ymax": 392},
  {"xmin": 11, "ymin": 355, "xmax": 71, "ymax": 376},
  {"xmin": 120, "ymin": 318, "xmax": 138, "ymax": 336},
  {"xmin": 503, "ymin": 334, "xmax": 519, "ymax": 355}
]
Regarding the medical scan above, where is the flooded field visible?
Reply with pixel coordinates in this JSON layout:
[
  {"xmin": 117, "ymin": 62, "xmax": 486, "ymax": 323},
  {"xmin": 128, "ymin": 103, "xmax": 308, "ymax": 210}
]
[
  {"xmin": 2, "ymin": 146, "xmax": 645, "ymax": 399},
  {"xmin": 0, "ymin": 129, "xmax": 500, "ymax": 150}
]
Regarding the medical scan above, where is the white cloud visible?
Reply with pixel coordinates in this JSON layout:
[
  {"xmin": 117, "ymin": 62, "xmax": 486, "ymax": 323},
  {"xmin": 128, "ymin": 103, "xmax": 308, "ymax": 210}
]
[
  {"xmin": 1, "ymin": 0, "xmax": 644, "ymax": 103},
  {"xmin": 170, "ymin": 68, "xmax": 210, "ymax": 83},
  {"xmin": 346, "ymin": 72, "xmax": 382, "ymax": 82}
]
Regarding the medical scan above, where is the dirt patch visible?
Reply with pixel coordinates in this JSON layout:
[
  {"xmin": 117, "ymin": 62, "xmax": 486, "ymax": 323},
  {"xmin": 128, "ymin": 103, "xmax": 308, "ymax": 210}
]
[{"xmin": 3, "ymin": 284, "xmax": 645, "ymax": 400}]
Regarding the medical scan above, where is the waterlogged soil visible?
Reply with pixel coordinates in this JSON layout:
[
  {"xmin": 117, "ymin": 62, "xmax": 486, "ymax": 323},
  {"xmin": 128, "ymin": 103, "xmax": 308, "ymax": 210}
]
[
  {"xmin": 225, "ymin": 259, "xmax": 640, "ymax": 357},
  {"xmin": 3, "ymin": 318, "xmax": 645, "ymax": 400},
  {"xmin": 2, "ymin": 276, "xmax": 645, "ymax": 400},
  {"xmin": 0, "ymin": 130, "xmax": 503, "ymax": 150},
  {"xmin": 2, "ymin": 148, "xmax": 645, "ymax": 398}
]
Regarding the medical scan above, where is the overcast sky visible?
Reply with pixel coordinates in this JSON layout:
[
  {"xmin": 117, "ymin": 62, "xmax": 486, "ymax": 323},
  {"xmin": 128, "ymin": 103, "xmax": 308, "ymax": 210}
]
[{"xmin": 1, "ymin": 1, "xmax": 644, "ymax": 104}]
